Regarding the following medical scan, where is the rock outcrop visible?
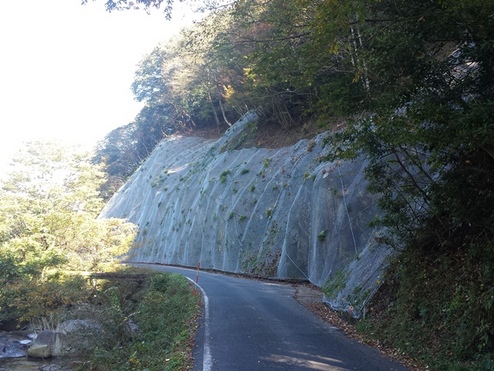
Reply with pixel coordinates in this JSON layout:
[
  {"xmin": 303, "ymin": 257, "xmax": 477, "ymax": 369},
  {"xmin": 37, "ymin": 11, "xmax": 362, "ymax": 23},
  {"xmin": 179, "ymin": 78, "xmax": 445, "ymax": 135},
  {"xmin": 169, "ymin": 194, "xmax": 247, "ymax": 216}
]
[{"xmin": 99, "ymin": 112, "xmax": 394, "ymax": 316}]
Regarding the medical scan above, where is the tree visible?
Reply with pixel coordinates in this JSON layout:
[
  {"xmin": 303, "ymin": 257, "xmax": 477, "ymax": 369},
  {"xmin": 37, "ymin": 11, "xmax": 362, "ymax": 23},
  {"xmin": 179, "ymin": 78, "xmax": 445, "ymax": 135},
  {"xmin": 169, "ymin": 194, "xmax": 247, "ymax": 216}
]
[
  {"xmin": 0, "ymin": 141, "xmax": 136, "ymax": 275},
  {"xmin": 322, "ymin": 0, "xmax": 494, "ymax": 249},
  {"xmin": 83, "ymin": 0, "xmax": 233, "ymax": 17},
  {"xmin": 93, "ymin": 123, "xmax": 144, "ymax": 199},
  {"xmin": 132, "ymin": 46, "xmax": 170, "ymax": 104},
  {"xmin": 82, "ymin": 0, "xmax": 176, "ymax": 17},
  {"xmin": 0, "ymin": 141, "xmax": 137, "ymax": 325},
  {"xmin": 130, "ymin": 15, "xmax": 247, "ymax": 133},
  {"xmin": 319, "ymin": 1, "xmax": 494, "ymax": 358}
]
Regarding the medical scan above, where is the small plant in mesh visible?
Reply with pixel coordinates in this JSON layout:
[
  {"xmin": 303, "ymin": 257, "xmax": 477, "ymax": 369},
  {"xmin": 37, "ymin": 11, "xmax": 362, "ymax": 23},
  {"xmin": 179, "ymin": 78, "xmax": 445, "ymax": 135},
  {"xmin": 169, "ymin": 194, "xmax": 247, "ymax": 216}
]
[
  {"xmin": 220, "ymin": 169, "xmax": 231, "ymax": 183},
  {"xmin": 317, "ymin": 229, "xmax": 328, "ymax": 241}
]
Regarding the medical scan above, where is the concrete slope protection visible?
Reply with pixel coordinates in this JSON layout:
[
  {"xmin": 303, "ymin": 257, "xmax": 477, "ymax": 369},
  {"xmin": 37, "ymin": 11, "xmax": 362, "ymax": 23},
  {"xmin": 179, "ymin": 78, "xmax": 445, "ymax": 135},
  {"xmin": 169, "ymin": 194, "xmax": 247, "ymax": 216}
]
[
  {"xmin": 143, "ymin": 264, "xmax": 408, "ymax": 371},
  {"xmin": 99, "ymin": 113, "xmax": 393, "ymax": 316}
]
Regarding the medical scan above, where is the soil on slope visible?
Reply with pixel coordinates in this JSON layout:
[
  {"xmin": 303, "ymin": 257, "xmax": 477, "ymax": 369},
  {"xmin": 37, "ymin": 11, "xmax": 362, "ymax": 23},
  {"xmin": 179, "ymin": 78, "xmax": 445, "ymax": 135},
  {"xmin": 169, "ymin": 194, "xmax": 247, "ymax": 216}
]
[{"xmin": 181, "ymin": 116, "xmax": 333, "ymax": 149}]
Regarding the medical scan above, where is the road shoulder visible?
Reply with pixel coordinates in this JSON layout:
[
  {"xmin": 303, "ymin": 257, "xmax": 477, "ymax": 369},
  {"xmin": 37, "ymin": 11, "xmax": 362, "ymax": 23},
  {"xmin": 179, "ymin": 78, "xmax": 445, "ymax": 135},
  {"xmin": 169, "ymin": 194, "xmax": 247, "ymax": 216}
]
[{"xmin": 292, "ymin": 283, "xmax": 422, "ymax": 370}]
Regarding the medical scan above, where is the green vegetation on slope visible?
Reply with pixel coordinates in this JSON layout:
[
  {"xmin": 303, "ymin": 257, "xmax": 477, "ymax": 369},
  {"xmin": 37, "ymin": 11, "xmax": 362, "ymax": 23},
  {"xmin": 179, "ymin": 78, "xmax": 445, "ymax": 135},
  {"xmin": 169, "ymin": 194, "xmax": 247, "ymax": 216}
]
[
  {"xmin": 62, "ymin": 268, "xmax": 199, "ymax": 371},
  {"xmin": 358, "ymin": 245, "xmax": 494, "ymax": 370},
  {"xmin": 90, "ymin": 1, "xmax": 494, "ymax": 368}
]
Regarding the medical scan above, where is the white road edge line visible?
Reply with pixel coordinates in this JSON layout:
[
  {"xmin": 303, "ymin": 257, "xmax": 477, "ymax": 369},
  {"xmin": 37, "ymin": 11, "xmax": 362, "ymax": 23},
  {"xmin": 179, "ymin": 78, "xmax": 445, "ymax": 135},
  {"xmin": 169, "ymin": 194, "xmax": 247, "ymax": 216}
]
[{"xmin": 185, "ymin": 276, "xmax": 212, "ymax": 371}]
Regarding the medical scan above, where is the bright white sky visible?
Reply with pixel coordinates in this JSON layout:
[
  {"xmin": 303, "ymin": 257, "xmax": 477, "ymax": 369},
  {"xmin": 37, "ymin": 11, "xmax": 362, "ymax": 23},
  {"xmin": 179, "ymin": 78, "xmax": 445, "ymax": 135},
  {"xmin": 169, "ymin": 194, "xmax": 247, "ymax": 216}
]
[{"xmin": 0, "ymin": 0, "xmax": 198, "ymax": 172}]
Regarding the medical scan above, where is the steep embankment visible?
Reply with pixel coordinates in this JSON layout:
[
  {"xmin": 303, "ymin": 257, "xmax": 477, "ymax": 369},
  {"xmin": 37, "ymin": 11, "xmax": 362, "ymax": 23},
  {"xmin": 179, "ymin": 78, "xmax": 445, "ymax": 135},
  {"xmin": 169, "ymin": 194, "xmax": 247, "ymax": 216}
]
[{"xmin": 99, "ymin": 112, "xmax": 392, "ymax": 316}]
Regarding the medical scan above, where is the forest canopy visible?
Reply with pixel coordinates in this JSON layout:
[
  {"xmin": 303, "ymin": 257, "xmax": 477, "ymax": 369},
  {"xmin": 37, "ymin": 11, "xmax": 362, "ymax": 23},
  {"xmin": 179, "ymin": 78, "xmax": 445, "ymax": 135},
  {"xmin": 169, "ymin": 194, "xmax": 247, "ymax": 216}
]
[{"xmin": 0, "ymin": 141, "xmax": 137, "ymax": 324}]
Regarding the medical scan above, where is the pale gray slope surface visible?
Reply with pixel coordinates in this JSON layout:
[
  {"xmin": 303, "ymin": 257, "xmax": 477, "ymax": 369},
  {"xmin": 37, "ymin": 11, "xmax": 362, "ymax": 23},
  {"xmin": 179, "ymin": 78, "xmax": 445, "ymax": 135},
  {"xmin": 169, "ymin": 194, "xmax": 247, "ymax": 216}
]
[{"xmin": 100, "ymin": 113, "xmax": 393, "ymax": 316}]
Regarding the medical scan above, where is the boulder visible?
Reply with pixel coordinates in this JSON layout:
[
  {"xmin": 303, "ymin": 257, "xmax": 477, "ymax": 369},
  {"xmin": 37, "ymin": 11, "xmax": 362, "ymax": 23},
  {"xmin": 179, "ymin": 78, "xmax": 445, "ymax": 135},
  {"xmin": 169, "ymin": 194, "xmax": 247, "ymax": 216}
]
[
  {"xmin": 56, "ymin": 319, "xmax": 100, "ymax": 335},
  {"xmin": 27, "ymin": 343, "xmax": 51, "ymax": 358},
  {"xmin": 27, "ymin": 330, "xmax": 64, "ymax": 358}
]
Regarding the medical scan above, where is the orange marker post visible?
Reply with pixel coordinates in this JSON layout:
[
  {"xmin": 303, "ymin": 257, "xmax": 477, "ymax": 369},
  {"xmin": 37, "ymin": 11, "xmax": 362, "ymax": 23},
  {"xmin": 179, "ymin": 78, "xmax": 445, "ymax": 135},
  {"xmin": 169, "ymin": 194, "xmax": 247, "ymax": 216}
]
[{"xmin": 194, "ymin": 262, "xmax": 201, "ymax": 296}]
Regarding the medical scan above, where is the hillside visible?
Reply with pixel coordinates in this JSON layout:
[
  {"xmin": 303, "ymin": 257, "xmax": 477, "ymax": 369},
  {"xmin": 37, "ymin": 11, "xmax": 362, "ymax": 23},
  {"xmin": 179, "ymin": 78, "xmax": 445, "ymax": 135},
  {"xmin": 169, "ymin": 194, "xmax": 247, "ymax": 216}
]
[
  {"xmin": 94, "ymin": 1, "xmax": 494, "ymax": 369},
  {"xmin": 99, "ymin": 112, "xmax": 391, "ymax": 318}
]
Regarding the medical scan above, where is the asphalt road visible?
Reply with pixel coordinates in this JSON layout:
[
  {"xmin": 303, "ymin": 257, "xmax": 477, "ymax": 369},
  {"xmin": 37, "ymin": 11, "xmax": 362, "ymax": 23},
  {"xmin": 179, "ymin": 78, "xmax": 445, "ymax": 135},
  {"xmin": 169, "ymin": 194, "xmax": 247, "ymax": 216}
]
[{"xmin": 137, "ymin": 264, "xmax": 409, "ymax": 371}]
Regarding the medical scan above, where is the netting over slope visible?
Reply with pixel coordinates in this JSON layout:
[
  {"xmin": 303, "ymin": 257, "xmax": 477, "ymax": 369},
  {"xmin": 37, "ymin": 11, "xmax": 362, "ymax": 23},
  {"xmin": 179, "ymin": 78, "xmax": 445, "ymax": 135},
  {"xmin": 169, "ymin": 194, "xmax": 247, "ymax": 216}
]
[{"xmin": 99, "ymin": 113, "xmax": 394, "ymax": 316}]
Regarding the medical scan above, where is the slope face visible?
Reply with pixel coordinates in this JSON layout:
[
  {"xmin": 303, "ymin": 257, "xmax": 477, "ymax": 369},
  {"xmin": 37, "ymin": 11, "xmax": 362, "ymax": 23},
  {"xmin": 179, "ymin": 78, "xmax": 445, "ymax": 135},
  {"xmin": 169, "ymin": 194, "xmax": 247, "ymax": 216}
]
[{"xmin": 99, "ymin": 113, "xmax": 393, "ymax": 316}]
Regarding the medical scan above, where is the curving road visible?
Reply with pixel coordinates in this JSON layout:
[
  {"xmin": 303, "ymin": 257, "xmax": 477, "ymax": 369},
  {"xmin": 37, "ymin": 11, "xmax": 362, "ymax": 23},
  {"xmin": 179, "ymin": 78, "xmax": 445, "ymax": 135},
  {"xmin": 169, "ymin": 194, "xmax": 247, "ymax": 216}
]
[{"xmin": 137, "ymin": 264, "xmax": 408, "ymax": 371}]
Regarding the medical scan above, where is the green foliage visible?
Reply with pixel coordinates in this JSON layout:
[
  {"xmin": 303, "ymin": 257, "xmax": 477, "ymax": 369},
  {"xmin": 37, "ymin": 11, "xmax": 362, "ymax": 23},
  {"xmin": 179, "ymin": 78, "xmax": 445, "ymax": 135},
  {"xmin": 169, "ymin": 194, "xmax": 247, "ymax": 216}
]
[
  {"xmin": 219, "ymin": 169, "xmax": 231, "ymax": 183},
  {"xmin": 94, "ymin": 0, "xmax": 349, "ymax": 182},
  {"xmin": 83, "ymin": 0, "xmax": 175, "ymax": 16},
  {"xmin": 315, "ymin": 1, "xmax": 494, "ymax": 366},
  {"xmin": 94, "ymin": 105, "xmax": 175, "ymax": 198},
  {"xmin": 76, "ymin": 271, "xmax": 199, "ymax": 371},
  {"xmin": 0, "ymin": 274, "xmax": 92, "ymax": 326},
  {"xmin": 327, "ymin": 0, "xmax": 494, "ymax": 249},
  {"xmin": 0, "ymin": 142, "xmax": 137, "ymax": 327},
  {"xmin": 361, "ymin": 247, "xmax": 494, "ymax": 370},
  {"xmin": 0, "ymin": 142, "xmax": 137, "ymax": 274},
  {"xmin": 322, "ymin": 270, "xmax": 347, "ymax": 298},
  {"xmin": 317, "ymin": 229, "xmax": 327, "ymax": 241},
  {"xmin": 23, "ymin": 268, "xmax": 200, "ymax": 371}
]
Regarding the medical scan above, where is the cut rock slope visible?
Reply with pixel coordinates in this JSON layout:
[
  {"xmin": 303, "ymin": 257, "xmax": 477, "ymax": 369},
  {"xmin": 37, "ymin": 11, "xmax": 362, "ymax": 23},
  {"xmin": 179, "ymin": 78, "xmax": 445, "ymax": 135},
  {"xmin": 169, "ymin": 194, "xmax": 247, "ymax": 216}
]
[{"xmin": 99, "ymin": 113, "xmax": 393, "ymax": 316}]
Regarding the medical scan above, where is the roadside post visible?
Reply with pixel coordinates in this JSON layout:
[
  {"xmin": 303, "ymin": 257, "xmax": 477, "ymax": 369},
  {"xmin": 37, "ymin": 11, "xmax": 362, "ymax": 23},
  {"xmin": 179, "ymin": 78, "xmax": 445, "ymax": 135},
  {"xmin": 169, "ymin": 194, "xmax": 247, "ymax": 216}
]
[{"xmin": 194, "ymin": 262, "xmax": 201, "ymax": 295}]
